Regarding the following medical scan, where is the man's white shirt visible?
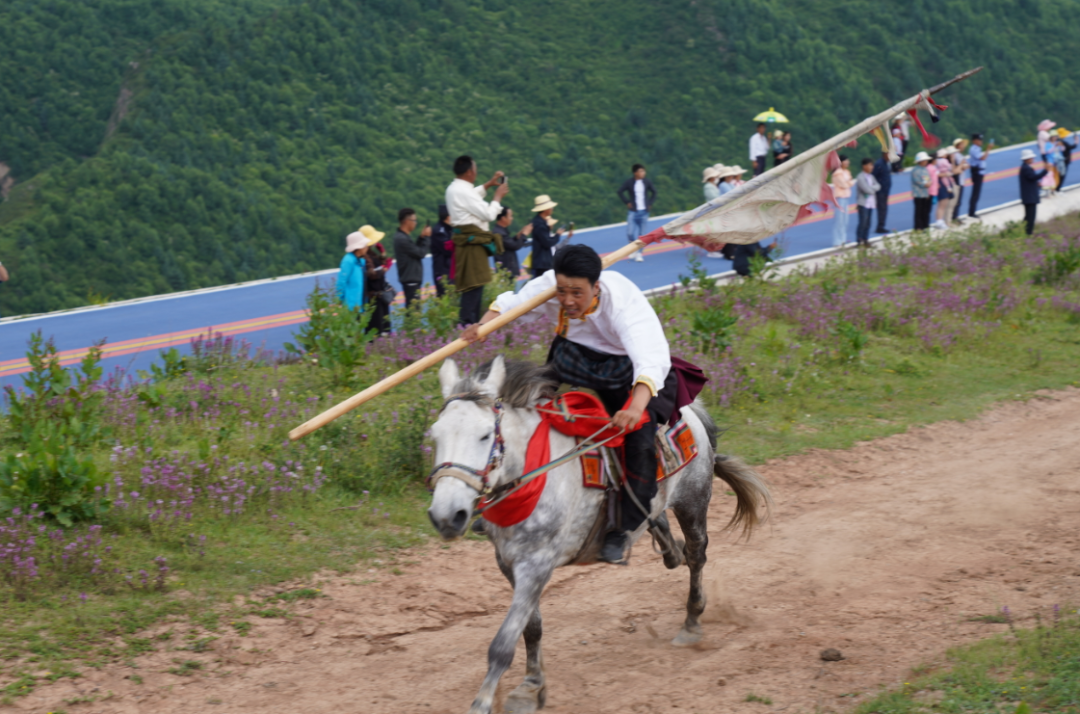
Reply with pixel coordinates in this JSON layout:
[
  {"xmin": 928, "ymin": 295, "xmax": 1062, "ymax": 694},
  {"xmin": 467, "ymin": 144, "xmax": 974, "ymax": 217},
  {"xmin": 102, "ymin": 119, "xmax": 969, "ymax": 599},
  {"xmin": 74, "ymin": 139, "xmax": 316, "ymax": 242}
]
[
  {"xmin": 749, "ymin": 132, "xmax": 770, "ymax": 160},
  {"xmin": 445, "ymin": 178, "xmax": 501, "ymax": 231},
  {"xmin": 490, "ymin": 269, "xmax": 671, "ymax": 394}
]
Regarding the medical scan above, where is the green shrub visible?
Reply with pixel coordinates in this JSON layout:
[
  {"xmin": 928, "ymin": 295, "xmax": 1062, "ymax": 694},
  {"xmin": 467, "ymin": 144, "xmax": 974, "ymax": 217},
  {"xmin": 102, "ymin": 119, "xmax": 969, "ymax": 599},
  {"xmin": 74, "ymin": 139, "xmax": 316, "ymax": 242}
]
[
  {"xmin": 285, "ymin": 282, "xmax": 375, "ymax": 386},
  {"xmin": 1, "ymin": 333, "xmax": 111, "ymax": 524}
]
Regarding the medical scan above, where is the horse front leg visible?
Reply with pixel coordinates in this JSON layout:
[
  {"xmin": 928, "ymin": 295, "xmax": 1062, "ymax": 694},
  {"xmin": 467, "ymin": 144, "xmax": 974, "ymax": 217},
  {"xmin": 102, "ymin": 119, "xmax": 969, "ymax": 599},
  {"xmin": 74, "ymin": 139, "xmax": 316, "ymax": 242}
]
[
  {"xmin": 504, "ymin": 607, "xmax": 545, "ymax": 713},
  {"xmin": 469, "ymin": 561, "xmax": 552, "ymax": 714}
]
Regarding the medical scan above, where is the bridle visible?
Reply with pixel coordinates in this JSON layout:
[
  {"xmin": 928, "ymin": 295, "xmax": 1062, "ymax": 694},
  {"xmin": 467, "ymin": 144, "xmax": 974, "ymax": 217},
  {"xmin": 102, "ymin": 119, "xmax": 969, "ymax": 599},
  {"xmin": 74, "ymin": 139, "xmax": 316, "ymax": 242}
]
[{"xmin": 426, "ymin": 394, "xmax": 506, "ymax": 496}]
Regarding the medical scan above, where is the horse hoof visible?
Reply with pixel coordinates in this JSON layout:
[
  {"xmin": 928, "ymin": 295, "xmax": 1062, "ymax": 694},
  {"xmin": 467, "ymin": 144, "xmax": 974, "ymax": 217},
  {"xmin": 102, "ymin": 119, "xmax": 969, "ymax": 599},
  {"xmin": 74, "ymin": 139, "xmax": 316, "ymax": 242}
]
[
  {"xmin": 671, "ymin": 626, "xmax": 703, "ymax": 648},
  {"xmin": 505, "ymin": 683, "xmax": 546, "ymax": 713}
]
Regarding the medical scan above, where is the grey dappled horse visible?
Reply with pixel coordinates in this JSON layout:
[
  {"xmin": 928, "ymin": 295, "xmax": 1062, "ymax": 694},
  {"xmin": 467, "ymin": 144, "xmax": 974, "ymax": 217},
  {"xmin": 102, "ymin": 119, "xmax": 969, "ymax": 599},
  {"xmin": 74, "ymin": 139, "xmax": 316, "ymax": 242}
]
[{"xmin": 428, "ymin": 356, "xmax": 770, "ymax": 714}]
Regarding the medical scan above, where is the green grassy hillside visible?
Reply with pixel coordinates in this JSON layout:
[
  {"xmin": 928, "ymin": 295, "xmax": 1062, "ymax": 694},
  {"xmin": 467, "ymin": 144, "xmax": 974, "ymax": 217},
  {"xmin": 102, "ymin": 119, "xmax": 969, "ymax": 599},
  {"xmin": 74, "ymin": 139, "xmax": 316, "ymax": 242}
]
[{"xmin": 1, "ymin": 0, "xmax": 1077, "ymax": 315}]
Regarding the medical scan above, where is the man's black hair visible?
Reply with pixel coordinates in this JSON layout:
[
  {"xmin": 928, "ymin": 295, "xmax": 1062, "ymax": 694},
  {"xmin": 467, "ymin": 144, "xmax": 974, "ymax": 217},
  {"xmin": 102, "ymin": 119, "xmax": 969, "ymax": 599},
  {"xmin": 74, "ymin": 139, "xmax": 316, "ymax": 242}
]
[
  {"xmin": 631, "ymin": 163, "xmax": 645, "ymax": 173},
  {"xmin": 838, "ymin": 154, "xmax": 848, "ymax": 163},
  {"xmin": 496, "ymin": 206, "xmax": 510, "ymax": 221},
  {"xmin": 453, "ymin": 155, "xmax": 475, "ymax": 176},
  {"xmin": 553, "ymin": 244, "xmax": 602, "ymax": 285},
  {"xmin": 397, "ymin": 207, "xmax": 416, "ymax": 224},
  {"xmin": 437, "ymin": 204, "xmax": 450, "ymax": 221},
  {"xmin": 861, "ymin": 157, "xmax": 874, "ymax": 166},
  {"xmin": 971, "ymin": 133, "xmax": 983, "ymax": 141},
  {"xmin": 757, "ymin": 123, "xmax": 766, "ymax": 129}
]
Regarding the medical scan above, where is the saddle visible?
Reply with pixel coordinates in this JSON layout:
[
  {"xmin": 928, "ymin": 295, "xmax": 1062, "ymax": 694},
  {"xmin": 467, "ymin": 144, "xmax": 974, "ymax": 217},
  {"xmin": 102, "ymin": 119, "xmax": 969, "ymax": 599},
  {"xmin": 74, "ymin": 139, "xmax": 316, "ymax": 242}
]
[{"xmin": 570, "ymin": 418, "xmax": 699, "ymax": 565}]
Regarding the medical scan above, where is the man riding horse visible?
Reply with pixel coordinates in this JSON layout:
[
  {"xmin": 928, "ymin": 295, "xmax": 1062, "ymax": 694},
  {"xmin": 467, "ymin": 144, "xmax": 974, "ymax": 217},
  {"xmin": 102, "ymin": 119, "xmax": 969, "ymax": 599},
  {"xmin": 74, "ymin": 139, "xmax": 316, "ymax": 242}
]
[{"xmin": 462, "ymin": 244, "xmax": 678, "ymax": 563}]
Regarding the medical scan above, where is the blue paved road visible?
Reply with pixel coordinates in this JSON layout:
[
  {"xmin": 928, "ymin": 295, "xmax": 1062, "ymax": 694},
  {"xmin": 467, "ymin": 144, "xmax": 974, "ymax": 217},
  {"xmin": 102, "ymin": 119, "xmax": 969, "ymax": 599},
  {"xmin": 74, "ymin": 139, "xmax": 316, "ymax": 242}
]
[{"xmin": 1, "ymin": 139, "xmax": 1072, "ymax": 393}]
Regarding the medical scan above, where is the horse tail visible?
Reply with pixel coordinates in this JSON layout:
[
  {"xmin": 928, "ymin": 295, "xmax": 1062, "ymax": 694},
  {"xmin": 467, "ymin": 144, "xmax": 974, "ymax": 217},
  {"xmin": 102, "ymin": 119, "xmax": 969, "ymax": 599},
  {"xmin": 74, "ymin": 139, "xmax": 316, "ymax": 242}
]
[{"xmin": 713, "ymin": 453, "xmax": 772, "ymax": 540}]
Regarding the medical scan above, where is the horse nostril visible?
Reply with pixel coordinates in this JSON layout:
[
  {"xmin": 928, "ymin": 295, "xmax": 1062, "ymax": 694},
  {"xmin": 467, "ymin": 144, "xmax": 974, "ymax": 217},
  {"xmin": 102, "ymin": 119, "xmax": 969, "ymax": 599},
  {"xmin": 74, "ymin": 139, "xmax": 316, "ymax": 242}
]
[{"xmin": 451, "ymin": 509, "xmax": 469, "ymax": 533}]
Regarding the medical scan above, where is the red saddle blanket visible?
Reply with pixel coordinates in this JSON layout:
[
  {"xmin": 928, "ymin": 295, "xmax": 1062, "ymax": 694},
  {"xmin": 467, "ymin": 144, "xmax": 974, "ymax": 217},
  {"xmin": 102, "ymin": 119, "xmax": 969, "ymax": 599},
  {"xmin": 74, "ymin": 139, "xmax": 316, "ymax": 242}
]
[
  {"xmin": 479, "ymin": 392, "xmax": 646, "ymax": 527},
  {"xmin": 479, "ymin": 392, "xmax": 696, "ymax": 527}
]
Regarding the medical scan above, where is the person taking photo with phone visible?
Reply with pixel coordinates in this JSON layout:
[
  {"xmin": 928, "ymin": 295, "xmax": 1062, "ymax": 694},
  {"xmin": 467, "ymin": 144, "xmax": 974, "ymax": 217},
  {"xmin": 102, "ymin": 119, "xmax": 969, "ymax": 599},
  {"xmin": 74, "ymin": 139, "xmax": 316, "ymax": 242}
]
[{"xmin": 445, "ymin": 155, "xmax": 509, "ymax": 325}]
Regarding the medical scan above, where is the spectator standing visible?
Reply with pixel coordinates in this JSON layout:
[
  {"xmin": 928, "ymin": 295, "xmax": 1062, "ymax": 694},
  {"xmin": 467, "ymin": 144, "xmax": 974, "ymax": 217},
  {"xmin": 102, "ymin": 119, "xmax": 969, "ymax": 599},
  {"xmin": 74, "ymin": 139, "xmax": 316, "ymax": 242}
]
[
  {"xmin": 725, "ymin": 165, "xmax": 747, "ymax": 189},
  {"xmin": 393, "ymin": 208, "xmax": 432, "ymax": 310},
  {"xmin": 829, "ymin": 155, "xmax": 854, "ymax": 247},
  {"xmin": 967, "ymin": 134, "xmax": 991, "ymax": 218},
  {"xmin": 854, "ymin": 158, "xmax": 881, "ymax": 247},
  {"xmin": 361, "ymin": 225, "xmax": 393, "ymax": 334},
  {"xmin": 1037, "ymin": 119, "xmax": 1056, "ymax": 161},
  {"xmin": 1049, "ymin": 136, "xmax": 1066, "ymax": 191},
  {"xmin": 1019, "ymin": 149, "xmax": 1048, "ymax": 235},
  {"xmin": 492, "ymin": 207, "xmax": 533, "ymax": 281},
  {"xmin": 911, "ymin": 152, "xmax": 933, "ymax": 230},
  {"xmin": 702, "ymin": 167, "xmax": 725, "ymax": 258},
  {"xmin": 336, "ymin": 231, "xmax": 369, "ymax": 314},
  {"xmin": 616, "ymin": 164, "xmax": 656, "ymax": 262},
  {"xmin": 430, "ymin": 205, "xmax": 454, "ymax": 298},
  {"xmin": 445, "ymin": 155, "xmax": 509, "ymax": 325},
  {"xmin": 733, "ymin": 241, "xmax": 776, "ymax": 277},
  {"xmin": 1057, "ymin": 128, "xmax": 1077, "ymax": 185},
  {"xmin": 749, "ymin": 123, "xmax": 770, "ymax": 176},
  {"xmin": 0, "ymin": 259, "xmax": 10, "ymax": 318},
  {"xmin": 872, "ymin": 151, "xmax": 892, "ymax": 233},
  {"xmin": 771, "ymin": 130, "xmax": 790, "ymax": 167},
  {"xmin": 703, "ymin": 166, "xmax": 722, "ymax": 202},
  {"xmin": 933, "ymin": 150, "xmax": 956, "ymax": 229},
  {"xmin": 891, "ymin": 121, "xmax": 906, "ymax": 172},
  {"xmin": 781, "ymin": 132, "xmax": 793, "ymax": 162},
  {"xmin": 950, "ymin": 139, "xmax": 970, "ymax": 221},
  {"xmin": 529, "ymin": 195, "xmax": 572, "ymax": 277}
]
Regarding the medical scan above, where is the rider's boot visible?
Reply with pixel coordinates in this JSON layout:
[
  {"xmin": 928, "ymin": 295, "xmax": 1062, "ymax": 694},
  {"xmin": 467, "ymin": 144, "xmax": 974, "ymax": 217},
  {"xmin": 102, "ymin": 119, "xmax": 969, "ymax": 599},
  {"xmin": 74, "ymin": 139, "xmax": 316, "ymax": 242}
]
[{"xmin": 599, "ymin": 530, "xmax": 629, "ymax": 564}]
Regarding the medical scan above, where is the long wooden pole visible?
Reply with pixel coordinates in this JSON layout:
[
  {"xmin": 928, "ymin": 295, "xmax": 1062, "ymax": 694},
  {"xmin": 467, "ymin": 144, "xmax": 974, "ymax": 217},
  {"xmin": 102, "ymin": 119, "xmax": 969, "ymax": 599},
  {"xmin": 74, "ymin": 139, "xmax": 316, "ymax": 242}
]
[
  {"xmin": 290, "ymin": 66, "xmax": 982, "ymax": 440},
  {"xmin": 288, "ymin": 241, "xmax": 643, "ymax": 439}
]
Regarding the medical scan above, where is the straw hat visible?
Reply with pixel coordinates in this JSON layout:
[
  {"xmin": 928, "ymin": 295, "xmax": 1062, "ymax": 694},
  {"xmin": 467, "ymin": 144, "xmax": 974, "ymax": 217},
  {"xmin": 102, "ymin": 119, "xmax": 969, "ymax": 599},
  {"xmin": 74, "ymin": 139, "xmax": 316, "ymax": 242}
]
[
  {"xmin": 702, "ymin": 166, "xmax": 723, "ymax": 182},
  {"xmin": 952, "ymin": 137, "xmax": 969, "ymax": 150},
  {"xmin": 358, "ymin": 224, "xmax": 385, "ymax": 245},
  {"xmin": 1020, "ymin": 149, "xmax": 1037, "ymax": 161},
  {"xmin": 773, "ymin": 129, "xmax": 784, "ymax": 139},
  {"xmin": 727, "ymin": 165, "xmax": 748, "ymax": 176},
  {"xmin": 936, "ymin": 147, "xmax": 954, "ymax": 158},
  {"xmin": 545, "ymin": 216, "xmax": 558, "ymax": 228},
  {"xmin": 531, "ymin": 194, "xmax": 558, "ymax": 212},
  {"xmin": 914, "ymin": 151, "xmax": 931, "ymax": 163},
  {"xmin": 1056, "ymin": 127, "xmax": 1073, "ymax": 138},
  {"xmin": 1038, "ymin": 119, "xmax": 1057, "ymax": 132},
  {"xmin": 345, "ymin": 231, "xmax": 370, "ymax": 253}
]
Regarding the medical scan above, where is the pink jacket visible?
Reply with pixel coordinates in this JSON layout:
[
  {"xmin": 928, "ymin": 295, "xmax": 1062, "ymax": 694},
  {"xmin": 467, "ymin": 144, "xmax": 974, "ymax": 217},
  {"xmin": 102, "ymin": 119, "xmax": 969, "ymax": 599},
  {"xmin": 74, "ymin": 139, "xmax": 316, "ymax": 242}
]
[
  {"xmin": 830, "ymin": 168, "xmax": 854, "ymax": 198},
  {"xmin": 927, "ymin": 163, "xmax": 939, "ymax": 197}
]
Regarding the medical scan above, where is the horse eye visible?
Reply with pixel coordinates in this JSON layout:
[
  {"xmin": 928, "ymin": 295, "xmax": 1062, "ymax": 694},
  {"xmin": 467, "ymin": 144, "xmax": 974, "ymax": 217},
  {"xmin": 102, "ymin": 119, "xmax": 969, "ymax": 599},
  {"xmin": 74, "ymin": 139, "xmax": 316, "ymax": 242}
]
[{"xmin": 479, "ymin": 432, "xmax": 492, "ymax": 442}]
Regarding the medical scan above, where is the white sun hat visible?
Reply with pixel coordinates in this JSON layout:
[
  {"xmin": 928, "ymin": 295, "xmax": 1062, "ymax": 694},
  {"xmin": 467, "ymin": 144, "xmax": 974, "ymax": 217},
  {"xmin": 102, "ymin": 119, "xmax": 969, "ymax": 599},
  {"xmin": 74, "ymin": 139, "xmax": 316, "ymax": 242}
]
[
  {"xmin": 914, "ymin": 151, "xmax": 931, "ymax": 163},
  {"xmin": 702, "ymin": 166, "xmax": 723, "ymax": 182},
  {"xmin": 1020, "ymin": 149, "xmax": 1037, "ymax": 161},
  {"xmin": 345, "ymin": 231, "xmax": 370, "ymax": 253}
]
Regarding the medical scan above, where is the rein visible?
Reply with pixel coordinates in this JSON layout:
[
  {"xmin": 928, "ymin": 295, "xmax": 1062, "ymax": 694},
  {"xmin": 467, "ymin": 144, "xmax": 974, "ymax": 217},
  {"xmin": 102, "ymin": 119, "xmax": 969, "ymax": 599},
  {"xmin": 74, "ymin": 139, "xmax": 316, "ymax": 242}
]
[
  {"xmin": 426, "ymin": 394, "xmax": 506, "ymax": 495},
  {"xmin": 426, "ymin": 393, "xmax": 626, "ymax": 509}
]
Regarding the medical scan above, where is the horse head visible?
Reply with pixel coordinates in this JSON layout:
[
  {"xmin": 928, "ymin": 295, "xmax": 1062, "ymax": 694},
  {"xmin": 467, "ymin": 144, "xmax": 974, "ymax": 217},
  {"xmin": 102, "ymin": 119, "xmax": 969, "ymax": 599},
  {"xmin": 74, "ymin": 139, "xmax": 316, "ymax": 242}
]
[{"xmin": 427, "ymin": 356, "xmax": 510, "ymax": 540}]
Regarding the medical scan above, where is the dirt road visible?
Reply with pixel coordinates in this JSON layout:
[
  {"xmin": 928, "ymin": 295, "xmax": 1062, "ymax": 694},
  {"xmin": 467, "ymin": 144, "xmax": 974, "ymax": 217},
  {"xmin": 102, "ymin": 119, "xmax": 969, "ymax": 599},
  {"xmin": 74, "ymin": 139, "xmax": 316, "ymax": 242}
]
[{"xmin": 11, "ymin": 389, "xmax": 1080, "ymax": 714}]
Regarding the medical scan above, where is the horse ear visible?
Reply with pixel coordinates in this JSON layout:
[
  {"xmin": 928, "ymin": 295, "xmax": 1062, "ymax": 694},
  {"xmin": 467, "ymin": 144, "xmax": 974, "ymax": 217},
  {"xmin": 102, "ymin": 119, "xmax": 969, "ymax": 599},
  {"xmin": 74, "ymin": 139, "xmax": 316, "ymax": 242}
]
[
  {"xmin": 439, "ymin": 359, "xmax": 461, "ymax": 399},
  {"xmin": 480, "ymin": 355, "xmax": 506, "ymax": 399}
]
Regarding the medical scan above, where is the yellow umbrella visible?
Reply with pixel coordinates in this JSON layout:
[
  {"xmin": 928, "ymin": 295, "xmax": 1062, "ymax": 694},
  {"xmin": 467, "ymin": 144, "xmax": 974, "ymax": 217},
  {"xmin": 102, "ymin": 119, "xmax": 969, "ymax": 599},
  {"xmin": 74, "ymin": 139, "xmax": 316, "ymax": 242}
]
[{"xmin": 753, "ymin": 107, "xmax": 789, "ymax": 123}]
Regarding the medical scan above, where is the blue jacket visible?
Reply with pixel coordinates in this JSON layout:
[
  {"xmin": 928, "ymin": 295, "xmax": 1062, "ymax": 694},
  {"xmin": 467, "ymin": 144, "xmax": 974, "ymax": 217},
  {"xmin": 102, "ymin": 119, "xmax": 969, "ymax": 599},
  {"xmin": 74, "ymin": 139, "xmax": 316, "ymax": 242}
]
[
  {"xmin": 336, "ymin": 253, "xmax": 366, "ymax": 311},
  {"xmin": 872, "ymin": 158, "xmax": 892, "ymax": 191},
  {"xmin": 1019, "ymin": 163, "xmax": 1048, "ymax": 205}
]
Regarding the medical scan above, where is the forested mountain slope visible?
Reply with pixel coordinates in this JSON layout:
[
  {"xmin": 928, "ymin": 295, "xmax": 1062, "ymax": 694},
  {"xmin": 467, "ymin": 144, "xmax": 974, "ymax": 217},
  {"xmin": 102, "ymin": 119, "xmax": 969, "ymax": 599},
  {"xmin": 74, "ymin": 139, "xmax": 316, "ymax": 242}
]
[{"xmin": 1, "ymin": 0, "xmax": 1076, "ymax": 315}]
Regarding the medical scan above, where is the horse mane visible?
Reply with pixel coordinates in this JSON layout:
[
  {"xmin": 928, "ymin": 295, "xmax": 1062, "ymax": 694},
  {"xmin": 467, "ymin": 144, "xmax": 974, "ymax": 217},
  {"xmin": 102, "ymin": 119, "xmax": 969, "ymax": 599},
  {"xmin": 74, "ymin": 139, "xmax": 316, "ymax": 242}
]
[{"xmin": 452, "ymin": 359, "xmax": 559, "ymax": 408}]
